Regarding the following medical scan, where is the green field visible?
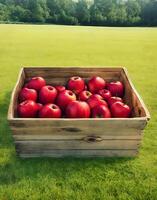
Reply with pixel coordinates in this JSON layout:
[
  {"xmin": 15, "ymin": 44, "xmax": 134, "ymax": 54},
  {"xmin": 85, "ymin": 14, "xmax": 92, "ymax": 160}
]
[{"xmin": 0, "ymin": 24, "xmax": 157, "ymax": 200}]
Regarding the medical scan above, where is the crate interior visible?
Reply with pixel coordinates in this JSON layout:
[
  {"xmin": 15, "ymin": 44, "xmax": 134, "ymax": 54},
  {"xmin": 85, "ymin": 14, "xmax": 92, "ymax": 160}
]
[{"xmin": 12, "ymin": 67, "xmax": 146, "ymax": 118}]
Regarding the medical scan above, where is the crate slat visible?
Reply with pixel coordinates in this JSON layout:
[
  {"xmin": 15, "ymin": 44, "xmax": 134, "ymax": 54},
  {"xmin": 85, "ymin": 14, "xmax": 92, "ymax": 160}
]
[
  {"xmin": 11, "ymin": 127, "xmax": 142, "ymax": 137},
  {"xmin": 16, "ymin": 140, "xmax": 140, "ymax": 150},
  {"xmin": 8, "ymin": 67, "xmax": 150, "ymax": 157},
  {"xmin": 18, "ymin": 150, "xmax": 138, "ymax": 158},
  {"xmin": 13, "ymin": 134, "xmax": 142, "ymax": 140}
]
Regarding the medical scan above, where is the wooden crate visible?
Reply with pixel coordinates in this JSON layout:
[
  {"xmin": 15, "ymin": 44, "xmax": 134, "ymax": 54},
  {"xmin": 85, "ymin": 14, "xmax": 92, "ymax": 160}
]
[{"xmin": 7, "ymin": 67, "xmax": 150, "ymax": 158}]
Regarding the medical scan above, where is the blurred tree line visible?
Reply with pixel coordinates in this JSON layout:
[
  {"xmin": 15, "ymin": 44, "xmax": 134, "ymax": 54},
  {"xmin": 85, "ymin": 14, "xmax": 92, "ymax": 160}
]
[{"xmin": 0, "ymin": 0, "xmax": 157, "ymax": 26}]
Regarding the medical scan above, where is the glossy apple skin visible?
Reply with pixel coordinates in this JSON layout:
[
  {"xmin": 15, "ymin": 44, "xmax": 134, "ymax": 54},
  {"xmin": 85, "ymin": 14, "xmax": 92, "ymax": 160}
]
[
  {"xmin": 56, "ymin": 90, "xmax": 76, "ymax": 110},
  {"xmin": 111, "ymin": 102, "xmax": 131, "ymax": 118},
  {"xmin": 27, "ymin": 77, "xmax": 46, "ymax": 91},
  {"xmin": 39, "ymin": 103, "xmax": 61, "ymax": 118},
  {"xmin": 67, "ymin": 76, "xmax": 85, "ymax": 94},
  {"xmin": 17, "ymin": 100, "xmax": 38, "ymax": 118},
  {"xmin": 66, "ymin": 101, "xmax": 90, "ymax": 118},
  {"xmin": 19, "ymin": 87, "xmax": 37, "ymax": 102},
  {"xmin": 55, "ymin": 85, "xmax": 66, "ymax": 93},
  {"xmin": 98, "ymin": 89, "xmax": 111, "ymax": 101},
  {"xmin": 107, "ymin": 81, "xmax": 124, "ymax": 97},
  {"xmin": 39, "ymin": 85, "xmax": 57, "ymax": 104},
  {"xmin": 87, "ymin": 94, "xmax": 108, "ymax": 109},
  {"xmin": 88, "ymin": 76, "xmax": 106, "ymax": 93},
  {"xmin": 92, "ymin": 105, "xmax": 111, "ymax": 118},
  {"xmin": 79, "ymin": 90, "xmax": 92, "ymax": 101},
  {"xmin": 37, "ymin": 103, "xmax": 43, "ymax": 111},
  {"xmin": 108, "ymin": 96, "xmax": 123, "ymax": 107}
]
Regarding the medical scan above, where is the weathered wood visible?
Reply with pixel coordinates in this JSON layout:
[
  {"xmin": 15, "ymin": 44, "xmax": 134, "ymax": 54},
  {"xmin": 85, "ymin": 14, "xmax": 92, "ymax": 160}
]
[
  {"xmin": 13, "ymin": 134, "xmax": 142, "ymax": 140},
  {"xmin": 9, "ymin": 118, "xmax": 147, "ymax": 129},
  {"xmin": 24, "ymin": 67, "xmax": 123, "ymax": 78},
  {"xmin": 15, "ymin": 140, "xmax": 139, "ymax": 150},
  {"xmin": 8, "ymin": 68, "xmax": 25, "ymax": 119},
  {"xmin": 11, "ymin": 127, "xmax": 142, "ymax": 136},
  {"xmin": 18, "ymin": 150, "xmax": 138, "ymax": 158},
  {"xmin": 7, "ymin": 66, "xmax": 150, "ymax": 158},
  {"xmin": 120, "ymin": 68, "xmax": 150, "ymax": 119}
]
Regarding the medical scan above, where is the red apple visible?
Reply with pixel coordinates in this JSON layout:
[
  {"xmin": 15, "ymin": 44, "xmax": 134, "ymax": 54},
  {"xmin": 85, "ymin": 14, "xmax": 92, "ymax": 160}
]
[
  {"xmin": 107, "ymin": 81, "xmax": 124, "ymax": 97},
  {"xmin": 37, "ymin": 103, "xmax": 43, "ymax": 111},
  {"xmin": 105, "ymin": 82, "xmax": 110, "ymax": 88},
  {"xmin": 27, "ymin": 77, "xmax": 46, "ymax": 91},
  {"xmin": 67, "ymin": 76, "xmax": 85, "ymax": 94},
  {"xmin": 111, "ymin": 102, "xmax": 131, "ymax": 118},
  {"xmin": 39, "ymin": 104, "xmax": 61, "ymax": 118},
  {"xmin": 88, "ymin": 76, "xmax": 106, "ymax": 93},
  {"xmin": 56, "ymin": 90, "xmax": 76, "ymax": 110},
  {"xmin": 108, "ymin": 96, "xmax": 123, "ymax": 107},
  {"xmin": 66, "ymin": 101, "xmax": 90, "ymax": 118},
  {"xmin": 17, "ymin": 100, "xmax": 38, "ymax": 118},
  {"xmin": 92, "ymin": 105, "xmax": 111, "ymax": 118},
  {"xmin": 79, "ymin": 90, "xmax": 92, "ymax": 101},
  {"xmin": 39, "ymin": 85, "xmax": 57, "ymax": 104},
  {"xmin": 36, "ymin": 103, "xmax": 43, "ymax": 116},
  {"xmin": 98, "ymin": 89, "xmax": 111, "ymax": 101},
  {"xmin": 84, "ymin": 84, "xmax": 88, "ymax": 90},
  {"xmin": 55, "ymin": 85, "xmax": 66, "ymax": 93},
  {"xmin": 19, "ymin": 87, "xmax": 37, "ymax": 102},
  {"xmin": 87, "ymin": 94, "xmax": 108, "ymax": 109}
]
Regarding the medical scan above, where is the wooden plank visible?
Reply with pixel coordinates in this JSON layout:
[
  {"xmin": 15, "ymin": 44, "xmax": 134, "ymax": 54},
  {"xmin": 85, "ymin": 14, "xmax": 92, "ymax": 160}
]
[
  {"xmin": 15, "ymin": 140, "xmax": 140, "ymax": 150},
  {"xmin": 13, "ymin": 134, "xmax": 142, "ymax": 141},
  {"xmin": 24, "ymin": 66, "xmax": 123, "ymax": 71},
  {"xmin": 18, "ymin": 149, "xmax": 138, "ymax": 158},
  {"xmin": 8, "ymin": 68, "xmax": 25, "ymax": 119},
  {"xmin": 120, "ymin": 68, "xmax": 150, "ymax": 120},
  {"xmin": 120, "ymin": 70, "xmax": 139, "ymax": 117},
  {"xmin": 11, "ymin": 126, "xmax": 142, "ymax": 136},
  {"xmin": 24, "ymin": 67, "xmax": 123, "ymax": 78},
  {"xmin": 9, "ymin": 118, "xmax": 147, "ymax": 130}
]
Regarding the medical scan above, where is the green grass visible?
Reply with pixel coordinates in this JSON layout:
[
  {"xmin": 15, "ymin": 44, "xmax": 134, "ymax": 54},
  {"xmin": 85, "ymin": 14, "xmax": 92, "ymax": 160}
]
[{"xmin": 0, "ymin": 24, "xmax": 157, "ymax": 200}]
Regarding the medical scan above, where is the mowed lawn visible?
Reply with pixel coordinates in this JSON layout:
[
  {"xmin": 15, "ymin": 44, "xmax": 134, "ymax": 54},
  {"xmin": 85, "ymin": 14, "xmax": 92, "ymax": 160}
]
[{"xmin": 0, "ymin": 24, "xmax": 157, "ymax": 200}]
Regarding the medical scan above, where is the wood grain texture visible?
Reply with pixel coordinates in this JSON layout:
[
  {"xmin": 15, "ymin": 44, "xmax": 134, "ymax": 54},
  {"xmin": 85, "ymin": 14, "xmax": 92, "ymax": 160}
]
[
  {"xmin": 13, "ymin": 134, "xmax": 142, "ymax": 140},
  {"xmin": 8, "ymin": 68, "xmax": 25, "ymax": 119},
  {"xmin": 9, "ymin": 117, "xmax": 147, "ymax": 127},
  {"xmin": 18, "ymin": 150, "xmax": 138, "ymax": 158},
  {"xmin": 7, "ymin": 66, "xmax": 150, "ymax": 157},
  {"xmin": 24, "ymin": 67, "xmax": 123, "ymax": 78},
  {"xmin": 120, "ymin": 68, "xmax": 150, "ymax": 119},
  {"xmin": 15, "ymin": 140, "xmax": 140, "ymax": 150},
  {"xmin": 11, "ymin": 127, "xmax": 143, "ymax": 138}
]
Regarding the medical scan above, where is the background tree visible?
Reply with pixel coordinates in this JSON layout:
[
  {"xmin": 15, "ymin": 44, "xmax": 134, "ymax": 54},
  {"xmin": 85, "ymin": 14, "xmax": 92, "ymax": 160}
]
[
  {"xmin": 142, "ymin": 0, "xmax": 157, "ymax": 26},
  {"xmin": 0, "ymin": 0, "xmax": 156, "ymax": 26},
  {"xmin": 75, "ymin": 0, "xmax": 90, "ymax": 25},
  {"xmin": 0, "ymin": 3, "xmax": 10, "ymax": 21},
  {"xmin": 126, "ymin": 0, "xmax": 141, "ymax": 25}
]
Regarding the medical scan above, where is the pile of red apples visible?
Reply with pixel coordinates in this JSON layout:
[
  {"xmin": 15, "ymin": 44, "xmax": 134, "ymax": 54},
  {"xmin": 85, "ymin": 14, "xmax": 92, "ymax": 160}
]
[{"xmin": 17, "ymin": 76, "xmax": 131, "ymax": 118}]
